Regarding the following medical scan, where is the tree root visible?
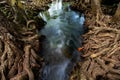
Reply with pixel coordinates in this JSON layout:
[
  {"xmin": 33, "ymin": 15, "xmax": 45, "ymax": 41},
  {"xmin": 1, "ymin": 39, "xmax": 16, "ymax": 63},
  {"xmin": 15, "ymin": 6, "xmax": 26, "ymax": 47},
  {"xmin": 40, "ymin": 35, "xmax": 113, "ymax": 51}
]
[
  {"xmin": 23, "ymin": 45, "xmax": 34, "ymax": 80},
  {"xmin": 0, "ymin": 11, "xmax": 43, "ymax": 80},
  {"xmin": 70, "ymin": 1, "xmax": 120, "ymax": 79},
  {"xmin": 10, "ymin": 71, "xmax": 27, "ymax": 80},
  {"xmin": 90, "ymin": 48, "xmax": 110, "ymax": 58}
]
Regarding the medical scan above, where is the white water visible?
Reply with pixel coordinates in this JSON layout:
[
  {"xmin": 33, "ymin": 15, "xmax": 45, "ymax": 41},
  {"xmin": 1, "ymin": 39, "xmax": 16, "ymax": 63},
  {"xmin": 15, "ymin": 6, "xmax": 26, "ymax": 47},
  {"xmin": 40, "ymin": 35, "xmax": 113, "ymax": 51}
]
[
  {"xmin": 39, "ymin": 0, "xmax": 85, "ymax": 80},
  {"xmin": 43, "ymin": 59, "xmax": 70, "ymax": 80},
  {"xmin": 48, "ymin": 0, "xmax": 62, "ymax": 16}
]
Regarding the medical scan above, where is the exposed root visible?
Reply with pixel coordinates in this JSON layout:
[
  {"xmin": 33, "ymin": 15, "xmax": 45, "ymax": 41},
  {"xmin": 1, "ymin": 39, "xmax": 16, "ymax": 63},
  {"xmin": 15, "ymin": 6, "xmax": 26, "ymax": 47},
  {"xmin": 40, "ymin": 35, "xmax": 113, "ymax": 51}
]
[
  {"xmin": 90, "ymin": 48, "xmax": 110, "ymax": 58},
  {"xmin": 0, "ymin": 11, "xmax": 43, "ymax": 80},
  {"xmin": 21, "ymin": 34, "xmax": 38, "ymax": 42},
  {"xmin": 10, "ymin": 71, "xmax": 27, "ymax": 80},
  {"xmin": 70, "ymin": 1, "xmax": 120, "ymax": 80},
  {"xmin": 23, "ymin": 45, "xmax": 34, "ymax": 80},
  {"xmin": 107, "ymin": 47, "xmax": 120, "ymax": 57}
]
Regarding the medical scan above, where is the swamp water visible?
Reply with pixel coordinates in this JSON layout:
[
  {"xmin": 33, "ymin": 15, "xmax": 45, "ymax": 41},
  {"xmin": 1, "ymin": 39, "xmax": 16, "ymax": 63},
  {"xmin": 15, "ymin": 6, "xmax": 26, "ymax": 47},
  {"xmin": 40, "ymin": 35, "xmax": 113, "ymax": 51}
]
[{"xmin": 39, "ymin": 0, "xmax": 85, "ymax": 80}]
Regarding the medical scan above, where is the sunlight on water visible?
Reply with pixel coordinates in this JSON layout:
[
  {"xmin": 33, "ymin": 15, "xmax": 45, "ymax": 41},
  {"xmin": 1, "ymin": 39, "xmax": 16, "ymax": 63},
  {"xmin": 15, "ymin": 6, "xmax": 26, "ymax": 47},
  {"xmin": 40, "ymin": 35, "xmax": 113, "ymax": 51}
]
[
  {"xmin": 39, "ymin": 0, "xmax": 85, "ymax": 25},
  {"xmin": 39, "ymin": 0, "xmax": 85, "ymax": 80},
  {"xmin": 48, "ymin": 0, "xmax": 63, "ymax": 16}
]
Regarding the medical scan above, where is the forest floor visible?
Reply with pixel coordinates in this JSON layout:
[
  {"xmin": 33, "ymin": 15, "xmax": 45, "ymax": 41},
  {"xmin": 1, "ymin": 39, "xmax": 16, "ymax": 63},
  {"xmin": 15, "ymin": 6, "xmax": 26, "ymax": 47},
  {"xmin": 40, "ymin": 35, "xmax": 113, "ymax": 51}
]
[
  {"xmin": 0, "ymin": 0, "xmax": 120, "ymax": 80},
  {"xmin": 70, "ymin": 1, "xmax": 120, "ymax": 80}
]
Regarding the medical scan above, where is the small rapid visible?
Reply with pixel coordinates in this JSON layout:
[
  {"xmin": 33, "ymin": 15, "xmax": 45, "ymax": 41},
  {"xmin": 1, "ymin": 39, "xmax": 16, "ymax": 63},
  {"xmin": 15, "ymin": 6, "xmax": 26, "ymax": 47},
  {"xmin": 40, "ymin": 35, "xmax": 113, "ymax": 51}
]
[{"xmin": 39, "ymin": 0, "xmax": 85, "ymax": 80}]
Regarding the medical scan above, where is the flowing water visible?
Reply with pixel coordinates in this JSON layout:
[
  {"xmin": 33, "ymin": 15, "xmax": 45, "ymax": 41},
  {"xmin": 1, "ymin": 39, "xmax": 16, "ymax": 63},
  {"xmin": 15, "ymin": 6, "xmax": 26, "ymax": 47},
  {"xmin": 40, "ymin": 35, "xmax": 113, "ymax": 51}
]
[{"xmin": 39, "ymin": 0, "xmax": 85, "ymax": 80}]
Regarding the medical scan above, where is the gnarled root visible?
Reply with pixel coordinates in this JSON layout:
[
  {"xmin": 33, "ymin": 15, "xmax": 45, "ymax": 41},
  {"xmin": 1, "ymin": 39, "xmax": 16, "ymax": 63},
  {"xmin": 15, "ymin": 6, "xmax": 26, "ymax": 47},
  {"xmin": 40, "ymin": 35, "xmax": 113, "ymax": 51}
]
[{"xmin": 0, "ymin": 11, "xmax": 43, "ymax": 80}]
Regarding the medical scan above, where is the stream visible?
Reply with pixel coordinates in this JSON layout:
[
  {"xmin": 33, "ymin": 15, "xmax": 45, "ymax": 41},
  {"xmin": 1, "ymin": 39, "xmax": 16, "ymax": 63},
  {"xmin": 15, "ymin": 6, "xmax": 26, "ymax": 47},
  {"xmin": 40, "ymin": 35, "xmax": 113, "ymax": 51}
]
[{"xmin": 39, "ymin": 0, "xmax": 85, "ymax": 80}]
